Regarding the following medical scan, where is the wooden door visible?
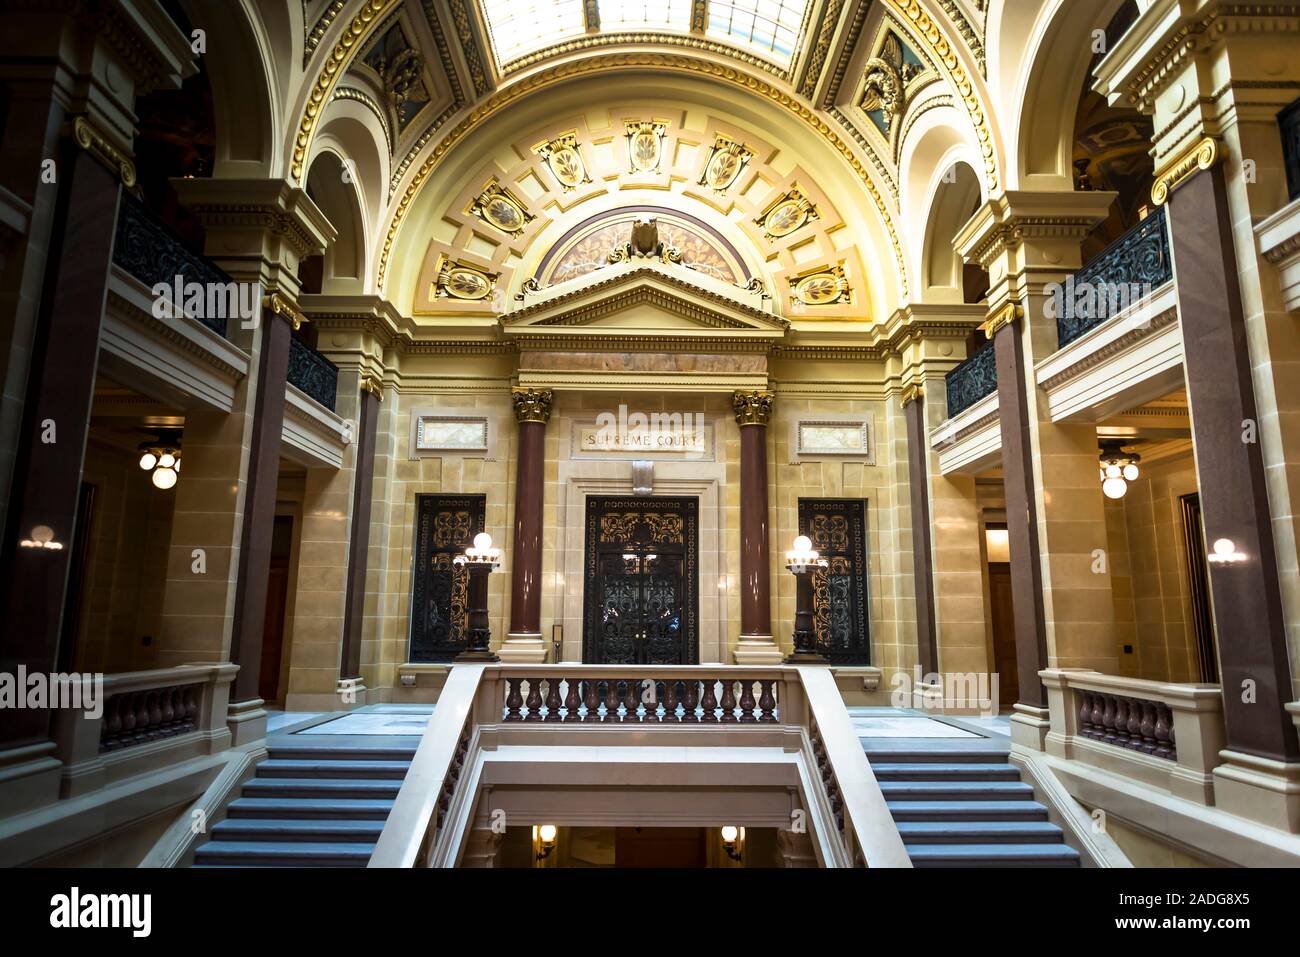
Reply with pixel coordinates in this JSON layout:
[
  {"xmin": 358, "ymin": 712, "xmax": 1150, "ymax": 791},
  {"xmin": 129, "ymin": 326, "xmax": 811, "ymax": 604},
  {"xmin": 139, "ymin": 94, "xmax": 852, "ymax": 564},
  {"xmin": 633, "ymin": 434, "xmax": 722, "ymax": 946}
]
[
  {"xmin": 258, "ymin": 515, "xmax": 294, "ymax": 704},
  {"xmin": 614, "ymin": 828, "xmax": 707, "ymax": 868},
  {"xmin": 988, "ymin": 563, "xmax": 1018, "ymax": 710}
]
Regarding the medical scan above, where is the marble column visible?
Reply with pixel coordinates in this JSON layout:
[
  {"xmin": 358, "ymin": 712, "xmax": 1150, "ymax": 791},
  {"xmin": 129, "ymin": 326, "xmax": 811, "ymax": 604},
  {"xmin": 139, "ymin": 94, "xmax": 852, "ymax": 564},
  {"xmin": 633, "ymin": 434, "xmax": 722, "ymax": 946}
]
[
  {"xmin": 0, "ymin": 142, "xmax": 120, "ymax": 752},
  {"xmin": 732, "ymin": 390, "xmax": 781, "ymax": 665},
  {"xmin": 340, "ymin": 377, "xmax": 382, "ymax": 682},
  {"xmin": 500, "ymin": 387, "xmax": 551, "ymax": 663},
  {"xmin": 902, "ymin": 385, "xmax": 938, "ymax": 677},
  {"xmin": 1166, "ymin": 162, "xmax": 1299, "ymax": 766}
]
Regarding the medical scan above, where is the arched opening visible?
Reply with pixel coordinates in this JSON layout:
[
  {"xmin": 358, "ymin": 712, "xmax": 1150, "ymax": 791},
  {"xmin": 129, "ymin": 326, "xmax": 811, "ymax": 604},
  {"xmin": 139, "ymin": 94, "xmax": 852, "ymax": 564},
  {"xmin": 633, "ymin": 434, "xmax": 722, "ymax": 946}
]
[{"xmin": 303, "ymin": 150, "xmax": 366, "ymax": 297}]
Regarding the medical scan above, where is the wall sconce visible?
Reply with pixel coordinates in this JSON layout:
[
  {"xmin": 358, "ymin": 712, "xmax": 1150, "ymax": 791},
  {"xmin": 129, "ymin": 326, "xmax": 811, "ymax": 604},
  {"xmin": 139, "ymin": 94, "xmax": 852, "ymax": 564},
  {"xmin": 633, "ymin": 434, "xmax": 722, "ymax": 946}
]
[
  {"xmin": 1207, "ymin": 538, "xmax": 1247, "ymax": 564},
  {"xmin": 534, "ymin": 824, "xmax": 557, "ymax": 861},
  {"xmin": 453, "ymin": 532, "xmax": 502, "ymax": 661},
  {"xmin": 784, "ymin": 535, "xmax": 829, "ymax": 663},
  {"xmin": 1099, "ymin": 440, "xmax": 1140, "ymax": 500},
  {"xmin": 138, "ymin": 431, "xmax": 182, "ymax": 490},
  {"xmin": 720, "ymin": 825, "xmax": 745, "ymax": 862}
]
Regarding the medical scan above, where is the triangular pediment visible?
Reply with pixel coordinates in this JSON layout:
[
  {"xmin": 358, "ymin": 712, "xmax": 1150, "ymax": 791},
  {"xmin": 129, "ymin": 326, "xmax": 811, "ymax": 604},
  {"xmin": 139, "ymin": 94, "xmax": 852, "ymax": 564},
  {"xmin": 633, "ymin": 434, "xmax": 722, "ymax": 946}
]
[{"xmin": 501, "ymin": 262, "xmax": 788, "ymax": 343}]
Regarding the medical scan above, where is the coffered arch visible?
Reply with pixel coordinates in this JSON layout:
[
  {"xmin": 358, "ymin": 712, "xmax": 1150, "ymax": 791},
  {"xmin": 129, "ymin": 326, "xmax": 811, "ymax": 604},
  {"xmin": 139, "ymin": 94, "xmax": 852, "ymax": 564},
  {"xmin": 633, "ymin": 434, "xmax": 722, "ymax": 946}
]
[{"xmin": 382, "ymin": 70, "xmax": 907, "ymax": 324}]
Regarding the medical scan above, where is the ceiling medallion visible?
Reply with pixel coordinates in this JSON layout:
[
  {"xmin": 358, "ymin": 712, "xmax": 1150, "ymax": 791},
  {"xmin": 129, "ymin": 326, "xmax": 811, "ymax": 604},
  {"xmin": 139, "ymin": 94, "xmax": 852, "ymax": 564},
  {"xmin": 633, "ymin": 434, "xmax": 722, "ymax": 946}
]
[
  {"xmin": 625, "ymin": 121, "xmax": 668, "ymax": 173},
  {"xmin": 434, "ymin": 255, "xmax": 497, "ymax": 301},
  {"xmin": 791, "ymin": 266, "xmax": 851, "ymax": 307},
  {"xmin": 756, "ymin": 188, "xmax": 819, "ymax": 240},
  {"xmin": 466, "ymin": 179, "xmax": 534, "ymax": 234},
  {"xmin": 698, "ymin": 134, "xmax": 753, "ymax": 193},
  {"xmin": 533, "ymin": 132, "xmax": 592, "ymax": 191}
]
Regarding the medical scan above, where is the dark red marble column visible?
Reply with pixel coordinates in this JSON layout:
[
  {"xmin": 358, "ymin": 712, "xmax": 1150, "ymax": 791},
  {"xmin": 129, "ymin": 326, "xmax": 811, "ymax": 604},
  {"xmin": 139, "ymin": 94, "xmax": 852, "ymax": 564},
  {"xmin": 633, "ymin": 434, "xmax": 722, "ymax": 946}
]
[
  {"xmin": 1166, "ymin": 164, "xmax": 1299, "ymax": 763},
  {"xmin": 0, "ymin": 144, "xmax": 120, "ymax": 749},
  {"xmin": 903, "ymin": 387, "xmax": 939, "ymax": 676},
  {"xmin": 508, "ymin": 388, "xmax": 551, "ymax": 638},
  {"xmin": 992, "ymin": 311, "xmax": 1050, "ymax": 711},
  {"xmin": 340, "ymin": 379, "xmax": 382, "ymax": 681},
  {"xmin": 227, "ymin": 297, "xmax": 296, "ymax": 704},
  {"xmin": 733, "ymin": 391, "xmax": 773, "ymax": 639}
]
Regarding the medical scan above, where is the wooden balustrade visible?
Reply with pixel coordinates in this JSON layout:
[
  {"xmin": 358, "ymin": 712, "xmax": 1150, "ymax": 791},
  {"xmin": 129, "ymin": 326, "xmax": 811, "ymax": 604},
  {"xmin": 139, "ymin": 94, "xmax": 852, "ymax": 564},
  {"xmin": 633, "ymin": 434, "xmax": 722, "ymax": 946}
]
[
  {"xmin": 498, "ymin": 675, "xmax": 781, "ymax": 723},
  {"xmin": 1075, "ymin": 689, "xmax": 1176, "ymax": 761},
  {"xmin": 100, "ymin": 684, "xmax": 200, "ymax": 753}
]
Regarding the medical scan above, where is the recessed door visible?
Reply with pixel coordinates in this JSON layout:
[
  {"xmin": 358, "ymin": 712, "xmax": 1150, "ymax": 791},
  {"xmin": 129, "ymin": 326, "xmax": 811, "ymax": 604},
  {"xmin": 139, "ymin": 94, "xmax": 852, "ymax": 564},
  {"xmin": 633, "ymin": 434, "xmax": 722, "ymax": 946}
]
[
  {"xmin": 797, "ymin": 498, "xmax": 871, "ymax": 664},
  {"xmin": 583, "ymin": 496, "xmax": 698, "ymax": 665},
  {"xmin": 409, "ymin": 494, "xmax": 486, "ymax": 662}
]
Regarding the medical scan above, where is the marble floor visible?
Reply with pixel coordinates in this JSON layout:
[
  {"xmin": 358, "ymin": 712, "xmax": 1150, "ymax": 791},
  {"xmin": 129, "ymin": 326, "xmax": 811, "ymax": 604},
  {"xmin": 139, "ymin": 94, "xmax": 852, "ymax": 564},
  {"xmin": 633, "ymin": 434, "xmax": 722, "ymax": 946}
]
[{"xmin": 294, "ymin": 704, "xmax": 434, "ymax": 737}]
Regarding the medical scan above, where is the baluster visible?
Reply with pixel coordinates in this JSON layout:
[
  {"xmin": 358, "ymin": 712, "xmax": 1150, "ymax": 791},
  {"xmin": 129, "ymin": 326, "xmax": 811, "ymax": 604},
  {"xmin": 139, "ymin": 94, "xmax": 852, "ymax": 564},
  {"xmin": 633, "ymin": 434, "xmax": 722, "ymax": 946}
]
[
  {"xmin": 133, "ymin": 693, "xmax": 151, "ymax": 743},
  {"xmin": 1101, "ymin": 694, "xmax": 1117, "ymax": 744},
  {"xmin": 1112, "ymin": 697, "xmax": 1130, "ymax": 748},
  {"xmin": 1153, "ymin": 703, "xmax": 1174, "ymax": 760},
  {"xmin": 1139, "ymin": 701, "xmax": 1157, "ymax": 754},
  {"xmin": 719, "ymin": 678, "xmax": 738, "ymax": 724},
  {"xmin": 700, "ymin": 677, "xmax": 718, "ymax": 723},
  {"xmin": 103, "ymin": 696, "xmax": 123, "ymax": 749},
  {"xmin": 738, "ymin": 679, "xmax": 757, "ymax": 724},
  {"xmin": 1090, "ymin": 693, "xmax": 1106, "ymax": 740},
  {"xmin": 662, "ymin": 679, "xmax": 679, "ymax": 723},
  {"xmin": 183, "ymin": 686, "xmax": 199, "ymax": 727},
  {"xmin": 603, "ymin": 679, "xmax": 621, "ymax": 722},
  {"xmin": 149, "ymin": 690, "xmax": 164, "ymax": 735},
  {"xmin": 757, "ymin": 679, "xmax": 776, "ymax": 723},
  {"xmin": 159, "ymin": 688, "xmax": 176, "ymax": 730},
  {"xmin": 524, "ymin": 678, "xmax": 543, "ymax": 722},
  {"xmin": 120, "ymin": 693, "xmax": 137, "ymax": 740},
  {"xmin": 564, "ymin": 677, "xmax": 581, "ymax": 724},
  {"xmin": 1078, "ymin": 692, "xmax": 1094, "ymax": 738},
  {"xmin": 543, "ymin": 677, "xmax": 563, "ymax": 722},
  {"xmin": 681, "ymin": 679, "xmax": 700, "ymax": 723},
  {"xmin": 582, "ymin": 678, "xmax": 599, "ymax": 723},
  {"xmin": 504, "ymin": 678, "xmax": 524, "ymax": 721},
  {"xmin": 1126, "ymin": 696, "xmax": 1143, "ymax": 751},
  {"xmin": 623, "ymin": 677, "xmax": 639, "ymax": 721}
]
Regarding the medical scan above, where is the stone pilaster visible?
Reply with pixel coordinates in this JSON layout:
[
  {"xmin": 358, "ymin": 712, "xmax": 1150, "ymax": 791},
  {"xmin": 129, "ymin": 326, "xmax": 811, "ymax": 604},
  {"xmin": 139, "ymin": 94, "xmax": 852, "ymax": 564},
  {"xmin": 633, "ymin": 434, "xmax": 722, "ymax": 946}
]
[{"xmin": 955, "ymin": 190, "xmax": 1119, "ymax": 749}]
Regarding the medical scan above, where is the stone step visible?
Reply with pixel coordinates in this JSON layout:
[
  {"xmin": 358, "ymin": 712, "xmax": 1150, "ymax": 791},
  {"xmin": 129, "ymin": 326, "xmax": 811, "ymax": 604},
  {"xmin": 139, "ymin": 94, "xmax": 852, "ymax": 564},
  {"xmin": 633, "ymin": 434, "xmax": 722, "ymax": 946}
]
[
  {"xmin": 860, "ymin": 748, "xmax": 1011, "ymax": 765},
  {"xmin": 211, "ymin": 818, "xmax": 386, "ymax": 843},
  {"xmin": 226, "ymin": 797, "xmax": 396, "ymax": 820},
  {"xmin": 193, "ymin": 840, "xmax": 376, "ymax": 867},
  {"xmin": 267, "ymin": 745, "xmax": 418, "ymax": 762},
  {"xmin": 886, "ymin": 800, "xmax": 1050, "ymax": 822},
  {"xmin": 871, "ymin": 762, "xmax": 1021, "ymax": 781},
  {"xmin": 906, "ymin": 842, "xmax": 1081, "ymax": 868},
  {"xmin": 240, "ymin": 778, "xmax": 403, "ymax": 800},
  {"xmin": 256, "ymin": 758, "xmax": 411, "ymax": 779},
  {"xmin": 896, "ymin": 820, "xmax": 1064, "ymax": 844},
  {"xmin": 878, "ymin": 780, "xmax": 1036, "ymax": 801}
]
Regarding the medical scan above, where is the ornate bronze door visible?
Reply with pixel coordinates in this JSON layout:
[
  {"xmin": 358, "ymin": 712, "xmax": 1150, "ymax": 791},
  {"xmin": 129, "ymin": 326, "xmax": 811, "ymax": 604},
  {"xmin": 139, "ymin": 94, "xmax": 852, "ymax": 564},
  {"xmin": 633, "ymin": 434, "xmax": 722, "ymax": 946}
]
[
  {"xmin": 798, "ymin": 498, "xmax": 870, "ymax": 664},
  {"xmin": 583, "ymin": 496, "xmax": 698, "ymax": 665},
  {"xmin": 409, "ymin": 494, "xmax": 486, "ymax": 662}
]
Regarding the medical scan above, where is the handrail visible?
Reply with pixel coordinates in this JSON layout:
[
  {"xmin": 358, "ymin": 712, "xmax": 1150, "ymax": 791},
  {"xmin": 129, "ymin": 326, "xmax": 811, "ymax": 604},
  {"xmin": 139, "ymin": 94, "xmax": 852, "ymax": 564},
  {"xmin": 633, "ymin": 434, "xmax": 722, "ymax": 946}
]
[
  {"xmin": 944, "ymin": 341, "xmax": 997, "ymax": 418},
  {"xmin": 287, "ymin": 333, "xmax": 339, "ymax": 412},
  {"xmin": 369, "ymin": 663, "xmax": 910, "ymax": 868}
]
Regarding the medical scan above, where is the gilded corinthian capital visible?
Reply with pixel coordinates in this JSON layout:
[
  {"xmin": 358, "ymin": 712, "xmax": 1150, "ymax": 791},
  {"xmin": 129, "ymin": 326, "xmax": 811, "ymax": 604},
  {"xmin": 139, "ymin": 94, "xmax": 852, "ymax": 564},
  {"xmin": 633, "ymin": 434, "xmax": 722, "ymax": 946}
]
[
  {"xmin": 511, "ymin": 387, "xmax": 553, "ymax": 424},
  {"xmin": 732, "ymin": 390, "xmax": 774, "ymax": 427}
]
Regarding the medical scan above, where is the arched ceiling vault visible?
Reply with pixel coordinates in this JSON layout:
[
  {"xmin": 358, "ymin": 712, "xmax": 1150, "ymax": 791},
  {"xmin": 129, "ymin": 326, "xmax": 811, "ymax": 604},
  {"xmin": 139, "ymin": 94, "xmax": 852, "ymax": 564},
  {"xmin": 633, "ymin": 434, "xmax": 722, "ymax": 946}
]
[{"xmin": 282, "ymin": 0, "xmax": 1005, "ymax": 311}]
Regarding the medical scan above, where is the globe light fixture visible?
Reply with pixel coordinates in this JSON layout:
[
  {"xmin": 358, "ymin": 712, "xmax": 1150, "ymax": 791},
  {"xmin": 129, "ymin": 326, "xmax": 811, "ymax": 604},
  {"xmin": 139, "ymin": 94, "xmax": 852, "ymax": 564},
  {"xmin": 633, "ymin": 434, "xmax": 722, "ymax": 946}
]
[
  {"xmin": 137, "ymin": 431, "xmax": 183, "ymax": 490},
  {"xmin": 1098, "ymin": 441, "xmax": 1141, "ymax": 500},
  {"xmin": 454, "ymin": 530, "xmax": 502, "ymax": 661},
  {"xmin": 1207, "ymin": 537, "xmax": 1247, "ymax": 564},
  {"xmin": 785, "ymin": 534, "xmax": 829, "ymax": 663}
]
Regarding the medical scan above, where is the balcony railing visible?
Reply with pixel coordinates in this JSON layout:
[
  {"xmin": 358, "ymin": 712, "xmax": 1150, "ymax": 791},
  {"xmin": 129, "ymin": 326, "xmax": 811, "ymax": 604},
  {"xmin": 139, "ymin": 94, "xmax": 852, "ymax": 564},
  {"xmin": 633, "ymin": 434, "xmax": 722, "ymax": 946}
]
[
  {"xmin": 287, "ymin": 333, "xmax": 338, "ymax": 411},
  {"xmin": 1056, "ymin": 206, "xmax": 1172, "ymax": 349},
  {"xmin": 112, "ymin": 192, "xmax": 232, "ymax": 338},
  {"xmin": 1281, "ymin": 96, "xmax": 1300, "ymax": 203},
  {"xmin": 945, "ymin": 341, "xmax": 997, "ymax": 418}
]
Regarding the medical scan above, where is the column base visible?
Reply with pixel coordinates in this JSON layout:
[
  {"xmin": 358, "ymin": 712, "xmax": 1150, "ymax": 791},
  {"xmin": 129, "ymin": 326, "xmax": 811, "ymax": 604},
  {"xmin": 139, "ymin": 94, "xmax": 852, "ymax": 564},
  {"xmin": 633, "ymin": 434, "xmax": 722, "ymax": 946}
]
[
  {"xmin": 0, "ymin": 741, "xmax": 62, "ymax": 819},
  {"xmin": 226, "ymin": 697, "xmax": 268, "ymax": 747},
  {"xmin": 783, "ymin": 652, "xmax": 830, "ymax": 665},
  {"xmin": 1212, "ymin": 749, "xmax": 1300, "ymax": 832},
  {"xmin": 498, "ymin": 633, "xmax": 549, "ymax": 663},
  {"xmin": 1009, "ymin": 703, "xmax": 1050, "ymax": 753},
  {"xmin": 733, "ymin": 637, "xmax": 784, "ymax": 665},
  {"xmin": 454, "ymin": 649, "xmax": 501, "ymax": 663},
  {"xmin": 336, "ymin": 677, "xmax": 369, "ymax": 708}
]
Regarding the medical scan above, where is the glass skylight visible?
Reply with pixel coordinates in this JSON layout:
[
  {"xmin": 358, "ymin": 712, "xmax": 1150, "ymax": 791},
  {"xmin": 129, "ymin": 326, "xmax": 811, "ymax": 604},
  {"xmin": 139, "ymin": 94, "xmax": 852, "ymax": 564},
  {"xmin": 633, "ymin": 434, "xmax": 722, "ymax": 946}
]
[
  {"xmin": 707, "ymin": 0, "xmax": 807, "ymax": 64},
  {"xmin": 597, "ymin": 0, "xmax": 694, "ymax": 32},
  {"xmin": 480, "ymin": 0, "xmax": 586, "ymax": 65}
]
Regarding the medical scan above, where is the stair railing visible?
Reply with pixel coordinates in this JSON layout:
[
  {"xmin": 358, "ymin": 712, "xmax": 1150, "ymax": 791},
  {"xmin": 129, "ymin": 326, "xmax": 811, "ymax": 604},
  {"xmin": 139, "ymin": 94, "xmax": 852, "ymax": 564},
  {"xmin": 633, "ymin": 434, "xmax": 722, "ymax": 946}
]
[{"xmin": 369, "ymin": 664, "xmax": 911, "ymax": 868}]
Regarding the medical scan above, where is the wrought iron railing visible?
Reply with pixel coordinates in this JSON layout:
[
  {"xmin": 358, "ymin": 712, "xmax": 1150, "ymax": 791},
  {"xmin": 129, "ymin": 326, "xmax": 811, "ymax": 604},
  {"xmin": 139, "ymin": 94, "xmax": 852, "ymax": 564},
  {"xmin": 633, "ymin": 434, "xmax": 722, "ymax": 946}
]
[
  {"xmin": 1056, "ymin": 206, "xmax": 1173, "ymax": 349},
  {"xmin": 112, "ymin": 192, "xmax": 232, "ymax": 338},
  {"xmin": 1280, "ymin": 96, "xmax": 1300, "ymax": 202},
  {"xmin": 287, "ymin": 333, "xmax": 338, "ymax": 411},
  {"xmin": 944, "ymin": 341, "xmax": 997, "ymax": 418}
]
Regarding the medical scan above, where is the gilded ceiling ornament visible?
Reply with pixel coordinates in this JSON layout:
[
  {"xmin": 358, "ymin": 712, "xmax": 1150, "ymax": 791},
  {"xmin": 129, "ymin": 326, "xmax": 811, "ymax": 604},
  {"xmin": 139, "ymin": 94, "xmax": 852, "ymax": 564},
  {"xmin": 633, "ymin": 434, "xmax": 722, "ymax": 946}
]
[
  {"xmin": 607, "ymin": 216, "xmax": 684, "ymax": 267},
  {"xmin": 861, "ymin": 33, "xmax": 923, "ymax": 136},
  {"xmin": 434, "ymin": 255, "xmax": 497, "ymax": 301},
  {"xmin": 466, "ymin": 179, "xmax": 534, "ymax": 234},
  {"xmin": 533, "ymin": 132, "xmax": 592, "ymax": 191},
  {"xmin": 625, "ymin": 121, "xmax": 668, "ymax": 173},
  {"xmin": 698, "ymin": 135, "xmax": 753, "ymax": 193},
  {"xmin": 733, "ymin": 390, "xmax": 775, "ymax": 428},
  {"xmin": 755, "ymin": 188, "xmax": 820, "ymax": 240},
  {"xmin": 791, "ymin": 266, "xmax": 851, "ymax": 307},
  {"xmin": 512, "ymin": 387, "xmax": 553, "ymax": 424}
]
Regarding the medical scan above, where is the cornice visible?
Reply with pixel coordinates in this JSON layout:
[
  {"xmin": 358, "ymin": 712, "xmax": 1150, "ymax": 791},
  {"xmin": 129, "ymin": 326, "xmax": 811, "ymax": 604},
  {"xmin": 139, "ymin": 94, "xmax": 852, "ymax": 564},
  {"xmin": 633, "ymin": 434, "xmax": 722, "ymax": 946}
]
[
  {"xmin": 104, "ymin": 289, "xmax": 245, "ymax": 381},
  {"xmin": 1039, "ymin": 305, "xmax": 1179, "ymax": 392}
]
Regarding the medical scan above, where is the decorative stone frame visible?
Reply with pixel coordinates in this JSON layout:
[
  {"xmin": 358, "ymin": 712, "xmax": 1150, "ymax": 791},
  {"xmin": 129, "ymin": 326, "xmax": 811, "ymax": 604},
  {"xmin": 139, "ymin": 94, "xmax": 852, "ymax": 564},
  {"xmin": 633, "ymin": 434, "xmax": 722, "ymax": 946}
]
[
  {"xmin": 788, "ymin": 415, "xmax": 876, "ymax": 464},
  {"xmin": 407, "ymin": 407, "xmax": 497, "ymax": 460}
]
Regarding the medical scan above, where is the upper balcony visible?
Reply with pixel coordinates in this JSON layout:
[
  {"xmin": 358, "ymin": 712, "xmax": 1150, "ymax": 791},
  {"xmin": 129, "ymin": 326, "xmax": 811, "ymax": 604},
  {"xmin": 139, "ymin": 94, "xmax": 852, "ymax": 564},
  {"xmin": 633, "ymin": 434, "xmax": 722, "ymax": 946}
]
[{"xmin": 1256, "ymin": 96, "xmax": 1300, "ymax": 313}]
